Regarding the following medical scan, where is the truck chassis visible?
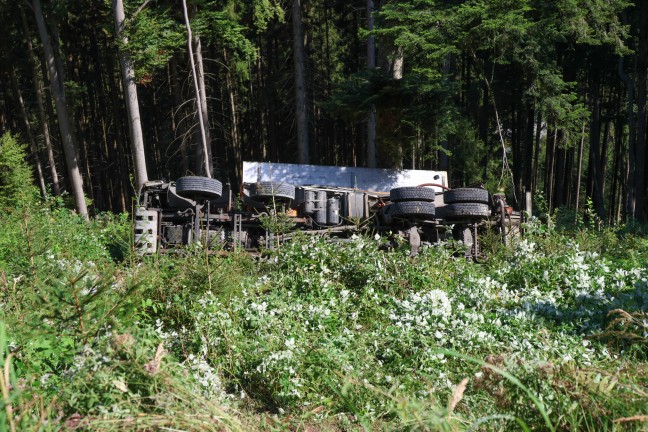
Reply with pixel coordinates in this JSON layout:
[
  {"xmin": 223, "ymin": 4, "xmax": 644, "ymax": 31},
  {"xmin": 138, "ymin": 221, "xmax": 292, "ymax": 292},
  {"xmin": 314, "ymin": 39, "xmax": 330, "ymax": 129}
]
[{"xmin": 134, "ymin": 162, "xmax": 521, "ymax": 258}]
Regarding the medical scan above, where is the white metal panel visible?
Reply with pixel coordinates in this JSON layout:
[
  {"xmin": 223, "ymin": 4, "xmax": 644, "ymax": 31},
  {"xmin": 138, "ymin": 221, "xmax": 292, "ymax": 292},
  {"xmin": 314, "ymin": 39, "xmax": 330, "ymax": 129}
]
[
  {"xmin": 242, "ymin": 162, "xmax": 448, "ymax": 193},
  {"xmin": 134, "ymin": 207, "xmax": 158, "ymax": 254}
]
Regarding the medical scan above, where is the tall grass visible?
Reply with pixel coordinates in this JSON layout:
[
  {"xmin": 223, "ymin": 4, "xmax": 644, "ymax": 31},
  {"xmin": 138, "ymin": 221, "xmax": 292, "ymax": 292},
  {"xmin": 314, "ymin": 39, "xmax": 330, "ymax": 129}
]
[{"xmin": 1, "ymin": 195, "xmax": 647, "ymax": 430}]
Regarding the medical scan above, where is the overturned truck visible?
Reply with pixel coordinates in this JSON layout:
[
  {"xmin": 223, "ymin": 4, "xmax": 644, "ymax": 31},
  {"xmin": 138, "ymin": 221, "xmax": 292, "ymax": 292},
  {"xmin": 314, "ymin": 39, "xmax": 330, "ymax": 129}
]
[{"xmin": 134, "ymin": 162, "xmax": 522, "ymax": 258}]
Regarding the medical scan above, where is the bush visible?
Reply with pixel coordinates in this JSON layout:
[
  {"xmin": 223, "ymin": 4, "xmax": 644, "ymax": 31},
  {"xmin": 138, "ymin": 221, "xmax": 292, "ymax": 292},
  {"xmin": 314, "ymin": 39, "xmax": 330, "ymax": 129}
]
[
  {"xmin": 3, "ymin": 214, "xmax": 648, "ymax": 430},
  {"xmin": 0, "ymin": 133, "xmax": 39, "ymax": 210}
]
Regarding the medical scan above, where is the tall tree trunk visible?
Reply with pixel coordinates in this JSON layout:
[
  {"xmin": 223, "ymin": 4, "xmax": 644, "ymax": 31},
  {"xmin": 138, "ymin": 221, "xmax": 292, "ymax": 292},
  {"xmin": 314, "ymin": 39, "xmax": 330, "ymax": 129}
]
[
  {"xmin": 619, "ymin": 13, "xmax": 636, "ymax": 219},
  {"xmin": 182, "ymin": 0, "xmax": 211, "ymax": 177},
  {"xmin": 366, "ymin": 0, "xmax": 377, "ymax": 168},
  {"xmin": 224, "ymin": 48, "xmax": 242, "ymax": 187},
  {"xmin": 194, "ymin": 35, "xmax": 214, "ymax": 176},
  {"xmin": 266, "ymin": 35, "xmax": 278, "ymax": 162},
  {"xmin": 619, "ymin": 57, "xmax": 635, "ymax": 219},
  {"xmin": 511, "ymin": 90, "xmax": 523, "ymax": 200},
  {"xmin": 554, "ymin": 135, "xmax": 566, "ymax": 208},
  {"xmin": 545, "ymin": 124, "xmax": 557, "ymax": 212},
  {"xmin": 600, "ymin": 117, "xmax": 610, "ymax": 195},
  {"xmin": 21, "ymin": 4, "xmax": 60, "ymax": 196},
  {"xmin": 523, "ymin": 103, "xmax": 535, "ymax": 194},
  {"xmin": 84, "ymin": 33, "xmax": 110, "ymax": 210},
  {"xmin": 634, "ymin": 0, "xmax": 648, "ymax": 221},
  {"xmin": 105, "ymin": 39, "xmax": 129, "ymax": 212},
  {"xmin": 391, "ymin": 46, "xmax": 404, "ymax": 79},
  {"xmin": 532, "ymin": 113, "xmax": 542, "ymax": 192},
  {"xmin": 170, "ymin": 58, "xmax": 190, "ymax": 175},
  {"xmin": 113, "ymin": 0, "xmax": 149, "ymax": 190},
  {"xmin": 292, "ymin": 0, "xmax": 309, "ymax": 164},
  {"xmin": 32, "ymin": 0, "xmax": 88, "ymax": 219},
  {"xmin": 587, "ymin": 73, "xmax": 606, "ymax": 220},
  {"xmin": 574, "ymin": 123, "xmax": 586, "ymax": 217},
  {"xmin": 610, "ymin": 112, "xmax": 623, "ymax": 224},
  {"xmin": 10, "ymin": 66, "xmax": 47, "ymax": 198}
]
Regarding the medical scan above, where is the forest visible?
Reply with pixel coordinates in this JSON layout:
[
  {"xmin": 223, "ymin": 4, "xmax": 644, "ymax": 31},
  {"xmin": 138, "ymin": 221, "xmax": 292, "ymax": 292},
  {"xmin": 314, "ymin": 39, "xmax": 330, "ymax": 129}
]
[
  {"xmin": 1, "ymin": 1, "xmax": 648, "ymax": 430},
  {"xmin": 0, "ymin": 0, "xmax": 647, "ymax": 223}
]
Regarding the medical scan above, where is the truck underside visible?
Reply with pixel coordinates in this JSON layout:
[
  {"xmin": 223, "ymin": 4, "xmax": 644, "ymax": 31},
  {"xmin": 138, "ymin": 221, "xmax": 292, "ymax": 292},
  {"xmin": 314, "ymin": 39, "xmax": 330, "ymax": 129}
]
[{"xmin": 134, "ymin": 162, "xmax": 521, "ymax": 258}]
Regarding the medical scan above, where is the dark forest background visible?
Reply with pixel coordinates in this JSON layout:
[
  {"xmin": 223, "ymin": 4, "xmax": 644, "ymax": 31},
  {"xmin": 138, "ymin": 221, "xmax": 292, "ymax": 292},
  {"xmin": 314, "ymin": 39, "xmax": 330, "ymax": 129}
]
[{"xmin": 0, "ymin": 0, "xmax": 646, "ymax": 223}]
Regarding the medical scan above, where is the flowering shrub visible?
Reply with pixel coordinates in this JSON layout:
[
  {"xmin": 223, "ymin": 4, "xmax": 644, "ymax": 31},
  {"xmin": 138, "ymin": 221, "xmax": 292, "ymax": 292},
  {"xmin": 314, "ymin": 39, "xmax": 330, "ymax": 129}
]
[
  {"xmin": 3, "ymin": 213, "xmax": 647, "ymax": 430},
  {"xmin": 141, "ymin": 232, "xmax": 646, "ymax": 428}
]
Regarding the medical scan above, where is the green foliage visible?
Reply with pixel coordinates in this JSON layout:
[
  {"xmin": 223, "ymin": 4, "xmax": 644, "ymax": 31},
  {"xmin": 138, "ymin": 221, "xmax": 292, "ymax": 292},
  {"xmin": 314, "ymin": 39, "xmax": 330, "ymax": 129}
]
[
  {"xmin": 0, "ymin": 133, "xmax": 39, "ymax": 210},
  {"xmin": 122, "ymin": 5, "xmax": 184, "ymax": 83},
  {"xmin": 191, "ymin": 0, "xmax": 284, "ymax": 79},
  {"xmin": 3, "ymin": 205, "xmax": 648, "ymax": 430},
  {"xmin": 367, "ymin": 0, "xmax": 627, "ymax": 173},
  {"xmin": 258, "ymin": 209, "xmax": 295, "ymax": 236},
  {"xmin": 0, "ymin": 198, "xmax": 130, "ymax": 278}
]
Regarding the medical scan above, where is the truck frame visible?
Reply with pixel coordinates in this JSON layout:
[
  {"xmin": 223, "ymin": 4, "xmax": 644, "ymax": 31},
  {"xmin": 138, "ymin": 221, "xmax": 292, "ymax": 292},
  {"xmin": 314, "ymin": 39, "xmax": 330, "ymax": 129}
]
[{"xmin": 134, "ymin": 162, "xmax": 521, "ymax": 258}]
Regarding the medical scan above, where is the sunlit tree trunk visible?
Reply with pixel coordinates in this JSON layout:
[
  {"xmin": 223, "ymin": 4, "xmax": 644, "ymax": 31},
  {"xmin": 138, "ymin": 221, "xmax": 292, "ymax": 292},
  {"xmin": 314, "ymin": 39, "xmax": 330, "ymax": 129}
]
[
  {"xmin": 113, "ymin": 0, "xmax": 149, "ymax": 191},
  {"xmin": 182, "ymin": 0, "xmax": 211, "ymax": 177},
  {"xmin": 33, "ymin": 0, "xmax": 88, "ymax": 219},
  {"xmin": 194, "ymin": 36, "xmax": 213, "ymax": 176}
]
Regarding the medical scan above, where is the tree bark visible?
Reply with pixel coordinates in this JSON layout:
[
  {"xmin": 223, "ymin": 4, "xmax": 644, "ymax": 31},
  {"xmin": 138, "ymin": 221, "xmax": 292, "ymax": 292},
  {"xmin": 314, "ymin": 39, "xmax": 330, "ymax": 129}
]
[
  {"xmin": 532, "ymin": 113, "xmax": 542, "ymax": 192},
  {"xmin": 32, "ymin": 0, "xmax": 88, "ymax": 219},
  {"xmin": 634, "ymin": 0, "xmax": 648, "ymax": 221},
  {"xmin": 113, "ymin": 0, "xmax": 149, "ymax": 191},
  {"xmin": 545, "ymin": 124, "xmax": 556, "ymax": 212},
  {"xmin": 610, "ymin": 110, "xmax": 623, "ymax": 224},
  {"xmin": 587, "ymin": 72, "xmax": 606, "ymax": 220},
  {"xmin": 292, "ymin": 0, "xmax": 310, "ymax": 164},
  {"xmin": 574, "ymin": 123, "xmax": 586, "ymax": 218},
  {"xmin": 182, "ymin": 0, "xmax": 211, "ymax": 178},
  {"xmin": 619, "ymin": 12, "xmax": 636, "ymax": 220},
  {"xmin": 21, "ymin": 4, "xmax": 60, "ymax": 196},
  {"xmin": 523, "ymin": 103, "xmax": 534, "ymax": 193},
  {"xmin": 366, "ymin": 0, "xmax": 377, "ymax": 168},
  {"xmin": 10, "ymin": 66, "xmax": 47, "ymax": 199},
  {"xmin": 194, "ymin": 35, "xmax": 214, "ymax": 176},
  {"xmin": 224, "ymin": 48, "xmax": 242, "ymax": 187},
  {"xmin": 391, "ymin": 46, "xmax": 404, "ymax": 79}
]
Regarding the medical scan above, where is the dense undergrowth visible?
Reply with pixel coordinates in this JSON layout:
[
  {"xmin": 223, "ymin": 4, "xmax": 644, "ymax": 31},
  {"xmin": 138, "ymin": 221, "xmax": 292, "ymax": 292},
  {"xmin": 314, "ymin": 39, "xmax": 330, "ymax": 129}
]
[{"xmin": 0, "ymin": 136, "xmax": 647, "ymax": 432}]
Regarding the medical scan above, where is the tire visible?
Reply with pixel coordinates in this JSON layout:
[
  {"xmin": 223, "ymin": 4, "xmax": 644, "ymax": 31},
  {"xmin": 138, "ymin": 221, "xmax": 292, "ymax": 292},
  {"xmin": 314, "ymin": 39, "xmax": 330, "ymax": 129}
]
[
  {"xmin": 176, "ymin": 176, "xmax": 223, "ymax": 200},
  {"xmin": 251, "ymin": 182, "xmax": 296, "ymax": 201},
  {"xmin": 444, "ymin": 203, "xmax": 491, "ymax": 219},
  {"xmin": 388, "ymin": 201, "xmax": 435, "ymax": 218},
  {"xmin": 390, "ymin": 186, "xmax": 436, "ymax": 202},
  {"xmin": 444, "ymin": 188, "xmax": 489, "ymax": 204}
]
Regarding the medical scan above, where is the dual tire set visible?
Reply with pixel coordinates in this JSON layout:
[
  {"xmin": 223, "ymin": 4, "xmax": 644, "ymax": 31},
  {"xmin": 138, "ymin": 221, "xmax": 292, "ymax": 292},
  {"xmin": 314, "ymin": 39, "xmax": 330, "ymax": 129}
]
[
  {"xmin": 387, "ymin": 187, "xmax": 491, "ymax": 220},
  {"xmin": 175, "ymin": 177, "xmax": 296, "ymax": 202},
  {"xmin": 174, "ymin": 176, "xmax": 491, "ymax": 221}
]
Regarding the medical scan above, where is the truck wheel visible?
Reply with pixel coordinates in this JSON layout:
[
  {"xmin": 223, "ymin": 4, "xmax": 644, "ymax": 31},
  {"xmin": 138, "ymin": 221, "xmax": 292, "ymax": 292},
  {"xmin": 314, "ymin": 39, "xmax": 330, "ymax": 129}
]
[
  {"xmin": 388, "ymin": 201, "xmax": 435, "ymax": 218},
  {"xmin": 176, "ymin": 176, "xmax": 223, "ymax": 200},
  {"xmin": 390, "ymin": 186, "xmax": 436, "ymax": 202},
  {"xmin": 444, "ymin": 188, "xmax": 489, "ymax": 204},
  {"xmin": 444, "ymin": 203, "xmax": 491, "ymax": 219},
  {"xmin": 251, "ymin": 182, "xmax": 296, "ymax": 201}
]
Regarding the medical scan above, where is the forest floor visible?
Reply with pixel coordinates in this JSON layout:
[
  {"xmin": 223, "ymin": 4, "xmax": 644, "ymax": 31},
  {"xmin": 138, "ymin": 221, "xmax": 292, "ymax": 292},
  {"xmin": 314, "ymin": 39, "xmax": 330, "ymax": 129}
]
[{"xmin": 1, "ymin": 200, "xmax": 647, "ymax": 431}]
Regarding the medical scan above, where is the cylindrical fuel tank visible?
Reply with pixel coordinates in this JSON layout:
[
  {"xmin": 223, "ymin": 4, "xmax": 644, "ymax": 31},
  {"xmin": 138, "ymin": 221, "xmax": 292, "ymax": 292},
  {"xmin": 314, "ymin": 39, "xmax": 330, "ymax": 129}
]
[{"xmin": 327, "ymin": 196, "xmax": 340, "ymax": 225}]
